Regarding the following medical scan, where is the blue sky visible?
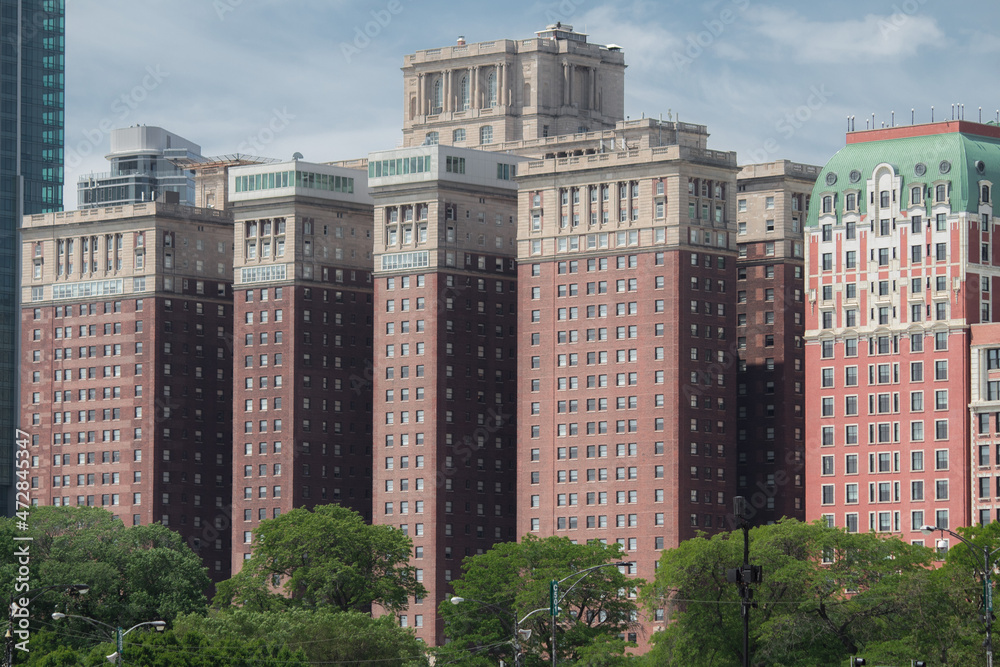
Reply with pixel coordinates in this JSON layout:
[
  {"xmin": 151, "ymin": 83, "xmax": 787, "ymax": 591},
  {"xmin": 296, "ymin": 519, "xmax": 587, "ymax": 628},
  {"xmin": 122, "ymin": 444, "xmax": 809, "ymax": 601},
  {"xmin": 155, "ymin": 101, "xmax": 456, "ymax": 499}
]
[{"xmin": 64, "ymin": 0, "xmax": 1000, "ymax": 208}]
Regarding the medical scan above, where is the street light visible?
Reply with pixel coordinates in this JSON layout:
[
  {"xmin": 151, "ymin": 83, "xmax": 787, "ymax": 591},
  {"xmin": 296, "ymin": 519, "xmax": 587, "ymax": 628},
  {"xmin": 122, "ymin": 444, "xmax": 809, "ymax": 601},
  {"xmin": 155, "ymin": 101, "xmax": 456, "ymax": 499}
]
[
  {"xmin": 51, "ymin": 613, "xmax": 165, "ymax": 665},
  {"xmin": 4, "ymin": 583, "xmax": 89, "ymax": 666},
  {"xmin": 451, "ymin": 561, "xmax": 628, "ymax": 667},
  {"xmin": 548, "ymin": 562, "xmax": 629, "ymax": 667},
  {"xmin": 921, "ymin": 524, "xmax": 1000, "ymax": 667},
  {"xmin": 450, "ymin": 597, "xmax": 544, "ymax": 667}
]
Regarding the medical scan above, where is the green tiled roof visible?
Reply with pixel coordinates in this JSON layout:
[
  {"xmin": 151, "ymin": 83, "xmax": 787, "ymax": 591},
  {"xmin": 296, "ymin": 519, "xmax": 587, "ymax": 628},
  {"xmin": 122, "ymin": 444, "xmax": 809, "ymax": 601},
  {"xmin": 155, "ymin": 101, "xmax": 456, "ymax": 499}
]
[{"xmin": 806, "ymin": 128, "xmax": 1000, "ymax": 228}]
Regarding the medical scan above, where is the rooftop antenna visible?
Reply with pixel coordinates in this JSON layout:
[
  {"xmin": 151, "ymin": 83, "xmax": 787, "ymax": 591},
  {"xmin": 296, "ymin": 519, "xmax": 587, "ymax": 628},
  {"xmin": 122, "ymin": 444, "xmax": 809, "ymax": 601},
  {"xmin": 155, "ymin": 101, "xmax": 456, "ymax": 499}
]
[
  {"xmin": 891, "ymin": 110, "xmax": 895, "ymax": 127},
  {"xmin": 911, "ymin": 108, "xmax": 915, "ymax": 125},
  {"xmin": 872, "ymin": 112, "xmax": 875, "ymax": 128},
  {"xmin": 951, "ymin": 103, "xmax": 955, "ymax": 120},
  {"xmin": 980, "ymin": 107, "xmax": 983, "ymax": 123},
  {"xmin": 847, "ymin": 116, "xmax": 851, "ymax": 132},
  {"xmin": 931, "ymin": 106, "xmax": 934, "ymax": 122},
  {"xmin": 851, "ymin": 115, "xmax": 855, "ymax": 131}
]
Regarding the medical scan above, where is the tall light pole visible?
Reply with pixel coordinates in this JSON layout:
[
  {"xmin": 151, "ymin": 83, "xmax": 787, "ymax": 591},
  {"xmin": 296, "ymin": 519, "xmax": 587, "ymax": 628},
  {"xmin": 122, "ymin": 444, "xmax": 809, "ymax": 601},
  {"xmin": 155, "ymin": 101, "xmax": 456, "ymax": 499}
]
[
  {"xmin": 548, "ymin": 562, "xmax": 629, "ymax": 667},
  {"xmin": 921, "ymin": 525, "xmax": 1000, "ymax": 667},
  {"xmin": 450, "ymin": 560, "xmax": 627, "ymax": 667},
  {"xmin": 51, "ymin": 613, "xmax": 165, "ymax": 665},
  {"xmin": 727, "ymin": 497, "xmax": 762, "ymax": 667},
  {"xmin": 4, "ymin": 583, "xmax": 89, "ymax": 667},
  {"xmin": 450, "ymin": 597, "xmax": 545, "ymax": 667}
]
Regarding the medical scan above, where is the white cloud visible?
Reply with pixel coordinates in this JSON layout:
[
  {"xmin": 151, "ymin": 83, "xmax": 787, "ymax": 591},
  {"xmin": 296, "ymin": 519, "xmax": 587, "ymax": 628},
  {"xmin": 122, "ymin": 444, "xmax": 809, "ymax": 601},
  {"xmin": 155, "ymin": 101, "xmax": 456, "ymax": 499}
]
[
  {"xmin": 745, "ymin": 6, "xmax": 945, "ymax": 63},
  {"xmin": 578, "ymin": 2, "xmax": 683, "ymax": 69}
]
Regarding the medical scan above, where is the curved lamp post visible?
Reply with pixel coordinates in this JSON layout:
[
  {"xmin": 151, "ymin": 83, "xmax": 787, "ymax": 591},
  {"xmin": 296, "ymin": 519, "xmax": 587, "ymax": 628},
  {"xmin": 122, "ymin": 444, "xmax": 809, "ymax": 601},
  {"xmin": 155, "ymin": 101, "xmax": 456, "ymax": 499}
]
[
  {"xmin": 4, "ymin": 583, "xmax": 89, "ymax": 666},
  {"xmin": 921, "ymin": 525, "xmax": 1000, "ymax": 667},
  {"xmin": 451, "ymin": 561, "xmax": 628, "ymax": 667},
  {"xmin": 51, "ymin": 613, "xmax": 165, "ymax": 665},
  {"xmin": 450, "ymin": 596, "xmax": 541, "ymax": 667}
]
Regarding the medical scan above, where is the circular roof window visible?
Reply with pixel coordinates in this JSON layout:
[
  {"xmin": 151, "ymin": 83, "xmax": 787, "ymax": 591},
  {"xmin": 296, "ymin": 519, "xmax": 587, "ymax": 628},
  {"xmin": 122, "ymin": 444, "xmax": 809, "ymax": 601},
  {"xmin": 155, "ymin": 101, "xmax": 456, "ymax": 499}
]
[
  {"xmin": 825, "ymin": 172, "xmax": 837, "ymax": 186},
  {"xmin": 914, "ymin": 163, "xmax": 926, "ymax": 177},
  {"xmin": 939, "ymin": 160, "xmax": 951, "ymax": 175},
  {"xmin": 849, "ymin": 170, "xmax": 861, "ymax": 184}
]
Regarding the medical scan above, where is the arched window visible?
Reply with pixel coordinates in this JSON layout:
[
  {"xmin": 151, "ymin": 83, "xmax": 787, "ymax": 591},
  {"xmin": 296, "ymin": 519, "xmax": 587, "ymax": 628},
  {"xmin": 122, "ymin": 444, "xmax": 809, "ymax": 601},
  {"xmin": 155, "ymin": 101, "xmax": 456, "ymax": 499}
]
[
  {"xmin": 432, "ymin": 77, "xmax": 443, "ymax": 114},
  {"xmin": 480, "ymin": 126, "xmax": 493, "ymax": 145},
  {"xmin": 487, "ymin": 70, "xmax": 497, "ymax": 108},
  {"xmin": 459, "ymin": 76, "xmax": 469, "ymax": 111},
  {"xmin": 424, "ymin": 132, "xmax": 439, "ymax": 146},
  {"xmin": 983, "ymin": 184, "xmax": 991, "ymax": 204},
  {"xmin": 453, "ymin": 129, "xmax": 466, "ymax": 143}
]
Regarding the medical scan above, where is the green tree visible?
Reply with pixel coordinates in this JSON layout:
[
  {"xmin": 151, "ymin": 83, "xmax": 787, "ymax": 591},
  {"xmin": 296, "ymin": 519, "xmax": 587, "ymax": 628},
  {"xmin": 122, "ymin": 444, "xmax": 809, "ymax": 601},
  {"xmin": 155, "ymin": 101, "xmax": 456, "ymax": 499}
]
[
  {"xmin": 642, "ymin": 519, "xmax": 934, "ymax": 667},
  {"xmin": 436, "ymin": 535, "xmax": 641, "ymax": 667},
  {"xmin": 859, "ymin": 565, "xmax": 981, "ymax": 666},
  {"xmin": 174, "ymin": 608, "xmax": 428, "ymax": 666},
  {"xmin": 0, "ymin": 506, "xmax": 209, "ymax": 649},
  {"xmin": 213, "ymin": 504, "xmax": 425, "ymax": 612},
  {"xmin": 16, "ymin": 627, "xmax": 309, "ymax": 667},
  {"xmin": 858, "ymin": 522, "xmax": 1000, "ymax": 666}
]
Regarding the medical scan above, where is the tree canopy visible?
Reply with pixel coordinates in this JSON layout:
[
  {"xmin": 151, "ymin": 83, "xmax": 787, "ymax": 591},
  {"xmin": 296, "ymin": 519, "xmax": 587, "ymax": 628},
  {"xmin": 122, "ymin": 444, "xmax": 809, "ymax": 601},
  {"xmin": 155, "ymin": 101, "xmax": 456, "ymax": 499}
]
[
  {"xmin": 213, "ymin": 503, "xmax": 425, "ymax": 613},
  {"xmin": 0, "ymin": 506, "xmax": 209, "ymax": 634},
  {"xmin": 642, "ymin": 519, "xmax": 942, "ymax": 667},
  {"xmin": 11, "ymin": 627, "xmax": 309, "ymax": 667},
  {"xmin": 175, "ymin": 608, "xmax": 429, "ymax": 666},
  {"xmin": 436, "ymin": 535, "xmax": 641, "ymax": 667}
]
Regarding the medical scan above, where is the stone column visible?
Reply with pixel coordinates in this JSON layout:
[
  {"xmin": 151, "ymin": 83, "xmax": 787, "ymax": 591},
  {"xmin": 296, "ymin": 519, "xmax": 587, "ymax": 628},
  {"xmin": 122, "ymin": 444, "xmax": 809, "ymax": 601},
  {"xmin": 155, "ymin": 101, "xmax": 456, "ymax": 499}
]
[
  {"xmin": 562, "ymin": 61, "xmax": 570, "ymax": 106},
  {"xmin": 417, "ymin": 73, "xmax": 425, "ymax": 116},
  {"xmin": 444, "ymin": 69, "xmax": 451, "ymax": 112},
  {"xmin": 590, "ymin": 68, "xmax": 597, "ymax": 110},
  {"xmin": 500, "ymin": 62, "xmax": 507, "ymax": 107},
  {"xmin": 473, "ymin": 66, "xmax": 480, "ymax": 109},
  {"xmin": 466, "ymin": 66, "xmax": 473, "ymax": 110}
]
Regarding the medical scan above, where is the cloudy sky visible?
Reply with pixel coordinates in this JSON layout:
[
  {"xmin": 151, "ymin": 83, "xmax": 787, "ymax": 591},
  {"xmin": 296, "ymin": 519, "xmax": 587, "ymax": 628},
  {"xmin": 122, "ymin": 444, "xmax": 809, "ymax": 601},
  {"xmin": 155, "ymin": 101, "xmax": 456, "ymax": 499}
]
[{"xmin": 64, "ymin": 0, "xmax": 1000, "ymax": 208}]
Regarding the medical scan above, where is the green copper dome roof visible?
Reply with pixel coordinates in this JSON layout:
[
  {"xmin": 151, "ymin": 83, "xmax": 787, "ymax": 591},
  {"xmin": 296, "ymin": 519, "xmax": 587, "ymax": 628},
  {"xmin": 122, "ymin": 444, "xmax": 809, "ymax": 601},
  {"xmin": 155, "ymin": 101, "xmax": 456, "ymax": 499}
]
[{"xmin": 806, "ymin": 124, "xmax": 1000, "ymax": 228}]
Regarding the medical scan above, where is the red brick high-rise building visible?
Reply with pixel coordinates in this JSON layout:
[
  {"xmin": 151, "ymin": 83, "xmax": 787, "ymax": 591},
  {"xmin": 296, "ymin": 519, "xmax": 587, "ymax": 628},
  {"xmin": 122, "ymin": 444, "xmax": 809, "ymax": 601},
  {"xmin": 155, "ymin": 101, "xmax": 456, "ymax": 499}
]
[
  {"xmin": 226, "ymin": 159, "xmax": 376, "ymax": 574},
  {"xmin": 20, "ymin": 202, "xmax": 235, "ymax": 581},
  {"xmin": 970, "ymin": 323, "xmax": 1000, "ymax": 530},
  {"xmin": 805, "ymin": 120, "xmax": 1000, "ymax": 543},
  {"xmin": 734, "ymin": 160, "xmax": 818, "ymax": 523},
  {"xmin": 515, "ymin": 127, "xmax": 739, "ymax": 640},
  {"xmin": 367, "ymin": 145, "xmax": 524, "ymax": 643}
]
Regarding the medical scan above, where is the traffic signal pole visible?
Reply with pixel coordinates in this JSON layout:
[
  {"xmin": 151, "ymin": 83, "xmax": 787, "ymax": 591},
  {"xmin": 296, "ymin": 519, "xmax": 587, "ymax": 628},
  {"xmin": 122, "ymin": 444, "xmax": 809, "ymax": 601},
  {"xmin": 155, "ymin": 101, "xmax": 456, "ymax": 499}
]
[{"xmin": 727, "ymin": 497, "xmax": 761, "ymax": 667}]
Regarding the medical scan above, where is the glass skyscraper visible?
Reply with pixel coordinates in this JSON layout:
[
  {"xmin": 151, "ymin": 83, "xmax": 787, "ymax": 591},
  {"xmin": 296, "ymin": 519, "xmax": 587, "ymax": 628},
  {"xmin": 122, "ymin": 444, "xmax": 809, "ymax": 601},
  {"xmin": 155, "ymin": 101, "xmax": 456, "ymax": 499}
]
[{"xmin": 0, "ymin": 0, "xmax": 64, "ymax": 515}]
